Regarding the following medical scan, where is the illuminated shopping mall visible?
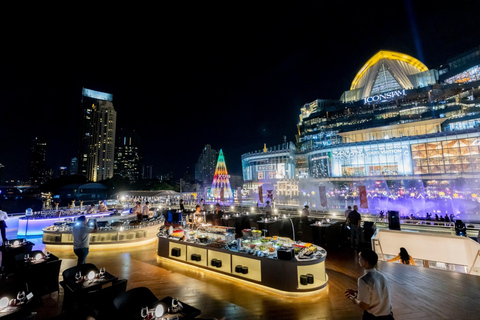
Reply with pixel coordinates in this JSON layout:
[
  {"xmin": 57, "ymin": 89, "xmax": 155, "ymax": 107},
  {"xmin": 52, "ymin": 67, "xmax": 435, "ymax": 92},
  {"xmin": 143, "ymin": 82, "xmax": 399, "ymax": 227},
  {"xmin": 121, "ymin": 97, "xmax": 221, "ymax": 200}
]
[{"xmin": 242, "ymin": 47, "xmax": 480, "ymax": 219}]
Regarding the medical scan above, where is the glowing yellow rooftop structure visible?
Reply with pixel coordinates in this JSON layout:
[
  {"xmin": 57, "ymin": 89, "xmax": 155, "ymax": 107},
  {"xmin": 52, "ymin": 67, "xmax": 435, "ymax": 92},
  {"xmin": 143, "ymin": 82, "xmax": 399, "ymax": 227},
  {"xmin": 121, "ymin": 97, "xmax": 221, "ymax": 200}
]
[{"xmin": 350, "ymin": 50, "xmax": 428, "ymax": 93}]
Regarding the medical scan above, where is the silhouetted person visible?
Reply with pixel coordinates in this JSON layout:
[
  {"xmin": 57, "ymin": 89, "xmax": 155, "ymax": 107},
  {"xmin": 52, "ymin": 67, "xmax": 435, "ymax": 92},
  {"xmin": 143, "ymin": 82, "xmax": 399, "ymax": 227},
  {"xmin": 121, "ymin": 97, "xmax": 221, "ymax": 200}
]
[
  {"xmin": 347, "ymin": 205, "xmax": 362, "ymax": 249},
  {"xmin": 72, "ymin": 216, "xmax": 98, "ymax": 265},
  {"xmin": 0, "ymin": 206, "xmax": 8, "ymax": 244},
  {"xmin": 455, "ymin": 219, "xmax": 467, "ymax": 237}
]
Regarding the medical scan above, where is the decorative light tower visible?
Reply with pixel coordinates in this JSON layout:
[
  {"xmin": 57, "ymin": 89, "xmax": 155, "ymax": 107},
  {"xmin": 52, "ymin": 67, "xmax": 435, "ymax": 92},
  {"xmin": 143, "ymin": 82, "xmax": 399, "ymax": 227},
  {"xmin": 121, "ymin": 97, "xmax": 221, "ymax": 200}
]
[{"xmin": 210, "ymin": 149, "xmax": 233, "ymax": 202}]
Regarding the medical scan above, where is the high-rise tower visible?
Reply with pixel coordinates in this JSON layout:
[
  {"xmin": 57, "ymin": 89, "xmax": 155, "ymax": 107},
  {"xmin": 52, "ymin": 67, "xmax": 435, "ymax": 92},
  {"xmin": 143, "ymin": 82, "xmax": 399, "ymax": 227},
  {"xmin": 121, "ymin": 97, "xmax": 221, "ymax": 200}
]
[
  {"xmin": 115, "ymin": 129, "xmax": 143, "ymax": 181},
  {"xmin": 29, "ymin": 137, "xmax": 47, "ymax": 185},
  {"xmin": 195, "ymin": 144, "xmax": 219, "ymax": 189},
  {"xmin": 78, "ymin": 88, "xmax": 117, "ymax": 182}
]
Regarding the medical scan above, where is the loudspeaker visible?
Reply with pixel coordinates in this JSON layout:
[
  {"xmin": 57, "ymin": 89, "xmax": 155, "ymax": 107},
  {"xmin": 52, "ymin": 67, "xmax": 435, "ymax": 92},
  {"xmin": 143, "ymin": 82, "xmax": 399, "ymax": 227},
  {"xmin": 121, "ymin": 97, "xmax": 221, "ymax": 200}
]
[{"xmin": 387, "ymin": 211, "xmax": 400, "ymax": 230}]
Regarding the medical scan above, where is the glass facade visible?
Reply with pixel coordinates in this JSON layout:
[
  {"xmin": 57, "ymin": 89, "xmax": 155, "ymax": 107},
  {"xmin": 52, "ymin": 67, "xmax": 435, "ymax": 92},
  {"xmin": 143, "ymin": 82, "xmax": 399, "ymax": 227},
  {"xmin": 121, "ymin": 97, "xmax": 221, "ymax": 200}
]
[
  {"xmin": 242, "ymin": 143, "xmax": 296, "ymax": 181},
  {"xmin": 412, "ymin": 137, "xmax": 480, "ymax": 174},
  {"xmin": 444, "ymin": 64, "xmax": 480, "ymax": 85}
]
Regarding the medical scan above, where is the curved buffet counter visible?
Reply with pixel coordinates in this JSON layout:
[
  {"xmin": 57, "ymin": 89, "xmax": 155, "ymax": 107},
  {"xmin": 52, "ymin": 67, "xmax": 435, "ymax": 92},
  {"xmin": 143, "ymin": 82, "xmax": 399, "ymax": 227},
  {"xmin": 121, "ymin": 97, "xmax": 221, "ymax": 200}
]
[
  {"xmin": 156, "ymin": 228, "xmax": 328, "ymax": 296},
  {"xmin": 42, "ymin": 216, "xmax": 165, "ymax": 250},
  {"xmin": 17, "ymin": 210, "xmax": 130, "ymax": 237}
]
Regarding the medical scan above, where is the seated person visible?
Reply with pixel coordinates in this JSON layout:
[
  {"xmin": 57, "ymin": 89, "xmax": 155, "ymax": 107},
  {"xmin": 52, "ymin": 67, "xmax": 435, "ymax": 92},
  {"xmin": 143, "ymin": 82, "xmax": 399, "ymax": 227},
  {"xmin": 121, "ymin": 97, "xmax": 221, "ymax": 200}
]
[
  {"xmin": 86, "ymin": 204, "xmax": 96, "ymax": 214},
  {"xmin": 387, "ymin": 247, "xmax": 415, "ymax": 265},
  {"xmin": 97, "ymin": 201, "xmax": 108, "ymax": 212}
]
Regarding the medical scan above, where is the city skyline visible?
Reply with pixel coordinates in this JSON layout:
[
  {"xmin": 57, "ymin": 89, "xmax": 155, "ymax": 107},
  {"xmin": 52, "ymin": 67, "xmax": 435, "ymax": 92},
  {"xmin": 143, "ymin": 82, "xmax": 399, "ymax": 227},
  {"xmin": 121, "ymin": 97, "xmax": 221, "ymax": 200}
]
[{"xmin": 1, "ymin": 2, "xmax": 480, "ymax": 182}]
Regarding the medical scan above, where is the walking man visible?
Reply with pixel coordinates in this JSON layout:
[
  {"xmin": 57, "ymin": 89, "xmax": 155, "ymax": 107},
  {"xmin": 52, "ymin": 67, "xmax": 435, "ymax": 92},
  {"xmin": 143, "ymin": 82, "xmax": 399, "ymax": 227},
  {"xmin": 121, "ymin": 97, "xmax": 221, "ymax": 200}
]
[
  {"xmin": 345, "ymin": 249, "xmax": 394, "ymax": 319},
  {"xmin": 347, "ymin": 204, "xmax": 362, "ymax": 248},
  {"xmin": 72, "ymin": 215, "xmax": 97, "ymax": 265},
  {"xmin": 0, "ymin": 206, "xmax": 8, "ymax": 244}
]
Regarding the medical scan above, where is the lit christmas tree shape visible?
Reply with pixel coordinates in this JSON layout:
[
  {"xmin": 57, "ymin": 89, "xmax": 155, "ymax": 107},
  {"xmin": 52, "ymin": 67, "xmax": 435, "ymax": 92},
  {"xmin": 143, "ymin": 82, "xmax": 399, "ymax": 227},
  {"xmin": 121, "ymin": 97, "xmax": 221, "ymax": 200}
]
[{"xmin": 211, "ymin": 149, "xmax": 233, "ymax": 202}]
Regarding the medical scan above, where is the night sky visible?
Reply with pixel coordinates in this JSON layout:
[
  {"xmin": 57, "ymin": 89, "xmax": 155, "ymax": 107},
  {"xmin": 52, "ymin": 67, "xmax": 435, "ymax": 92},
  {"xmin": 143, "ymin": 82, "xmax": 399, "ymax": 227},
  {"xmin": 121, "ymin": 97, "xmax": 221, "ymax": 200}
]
[{"xmin": 1, "ymin": 2, "xmax": 480, "ymax": 182}]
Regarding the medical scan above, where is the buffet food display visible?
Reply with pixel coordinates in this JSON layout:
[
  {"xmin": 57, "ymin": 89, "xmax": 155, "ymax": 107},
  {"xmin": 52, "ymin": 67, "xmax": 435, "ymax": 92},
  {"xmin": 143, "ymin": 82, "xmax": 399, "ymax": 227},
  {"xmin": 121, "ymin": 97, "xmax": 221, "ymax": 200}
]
[
  {"xmin": 17, "ymin": 209, "xmax": 123, "ymax": 237},
  {"xmin": 42, "ymin": 215, "xmax": 165, "ymax": 247},
  {"xmin": 157, "ymin": 225, "xmax": 328, "ymax": 295}
]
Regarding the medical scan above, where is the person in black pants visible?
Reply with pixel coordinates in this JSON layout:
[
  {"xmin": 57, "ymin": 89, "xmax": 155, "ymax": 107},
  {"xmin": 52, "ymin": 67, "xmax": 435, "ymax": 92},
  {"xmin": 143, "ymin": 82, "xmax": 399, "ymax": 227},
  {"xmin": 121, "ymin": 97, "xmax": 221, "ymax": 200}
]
[
  {"xmin": 0, "ymin": 206, "xmax": 8, "ymax": 244},
  {"xmin": 345, "ymin": 249, "xmax": 394, "ymax": 319},
  {"xmin": 347, "ymin": 205, "xmax": 362, "ymax": 248}
]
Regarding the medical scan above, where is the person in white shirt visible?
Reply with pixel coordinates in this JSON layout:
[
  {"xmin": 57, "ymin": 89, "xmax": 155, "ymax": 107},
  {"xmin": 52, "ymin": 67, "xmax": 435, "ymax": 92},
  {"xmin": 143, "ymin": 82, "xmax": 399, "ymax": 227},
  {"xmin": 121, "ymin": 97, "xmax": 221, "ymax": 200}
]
[
  {"xmin": 344, "ymin": 206, "xmax": 352, "ymax": 220},
  {"xmin": 142, "ymin": 201, "xmax": 150, "ymax": 219},
  {"xmin": 0, "ymin": 206, "xmax": 8, "ymax": 244},
  {"xmin": 132, "ymin": 202, "xmax": 143, "ymax": 221},
  {"xmin": 345, "ymin": 249, "xmax": 394, "ymax": 319}
]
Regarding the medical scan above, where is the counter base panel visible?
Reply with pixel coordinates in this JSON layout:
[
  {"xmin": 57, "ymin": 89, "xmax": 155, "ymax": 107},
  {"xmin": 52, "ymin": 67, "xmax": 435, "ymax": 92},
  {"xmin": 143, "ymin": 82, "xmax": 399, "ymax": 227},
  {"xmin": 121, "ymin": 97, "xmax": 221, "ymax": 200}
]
[{"xmin": 156, "ymin": 256, "xmax": 328, "ymax": 297}]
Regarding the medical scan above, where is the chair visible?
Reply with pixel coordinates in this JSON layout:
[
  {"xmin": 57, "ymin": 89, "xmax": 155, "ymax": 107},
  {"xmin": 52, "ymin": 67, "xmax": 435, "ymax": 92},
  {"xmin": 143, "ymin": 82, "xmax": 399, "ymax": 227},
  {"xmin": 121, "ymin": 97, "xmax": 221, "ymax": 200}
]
[
  {"xmin": 23, "ymin": 258, "xmax": 62, "ymax": 297},
  {"xmin": 62, "ymin": 263, "xmax": 99, "ymax": 283},
  {"xmin": 83, "ymin": 278, "xmax": 128, "ymax": 319},
  {"xmin": 113, "ymin": 287, "xmax": 158, "ymax": 316},
  {"xmin": 60, "ymin": 263, "xmax": 100, "ymax": 311}
]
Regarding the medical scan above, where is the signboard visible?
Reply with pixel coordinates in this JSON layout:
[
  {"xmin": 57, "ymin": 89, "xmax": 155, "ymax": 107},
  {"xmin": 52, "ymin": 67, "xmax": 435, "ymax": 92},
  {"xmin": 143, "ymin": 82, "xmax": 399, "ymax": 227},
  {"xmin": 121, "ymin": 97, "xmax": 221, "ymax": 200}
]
[
  {"xmin": 363, "ymin": 89, "xmax": 406, "ymax": 104},
  {"xmin": 266, "ymin": 189, "xmax": 274, "ymax": 200},
  {"xmin": 358, "ymin": 186, "xmax": 368, "ymax": 209},
  {"xmin": 258, "ymin": 186, "xmax": 263, "ymax": 204},
  {"xmin": 318, "ymin": 186, "xmax": 327, "ymax": 207},
  {"xmin": 257, "ymin": 164, "xmax": 276, "ymax": 171}
]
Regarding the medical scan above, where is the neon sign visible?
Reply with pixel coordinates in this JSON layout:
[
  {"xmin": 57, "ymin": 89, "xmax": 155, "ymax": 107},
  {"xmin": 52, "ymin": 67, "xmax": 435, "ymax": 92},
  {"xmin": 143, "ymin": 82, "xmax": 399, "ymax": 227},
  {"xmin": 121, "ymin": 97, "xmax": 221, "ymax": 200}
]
[{"xmin": 364, "ymin": 89, "xmax": 406, "ymax": 104}]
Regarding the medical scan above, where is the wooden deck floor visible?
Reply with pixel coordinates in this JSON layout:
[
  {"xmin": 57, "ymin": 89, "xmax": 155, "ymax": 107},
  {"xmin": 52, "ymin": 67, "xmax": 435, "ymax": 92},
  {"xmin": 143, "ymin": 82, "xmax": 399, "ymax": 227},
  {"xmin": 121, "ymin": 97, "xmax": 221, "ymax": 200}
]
[{"xmin": 31, "ymin": 239, "xmax": 480, "ymax": 320}]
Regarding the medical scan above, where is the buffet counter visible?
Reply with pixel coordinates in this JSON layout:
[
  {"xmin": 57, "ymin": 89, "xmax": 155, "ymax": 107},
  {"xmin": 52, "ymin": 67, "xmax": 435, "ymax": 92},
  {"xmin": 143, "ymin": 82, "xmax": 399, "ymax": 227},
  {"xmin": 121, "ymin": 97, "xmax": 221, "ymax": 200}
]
[
  {"xmin": 17, "ymin": 211, "xmax": 129, "ymax": 237},
  {"xmin": 43, "ymin": 218, "xmax": 164, "ymax": 250},
  {"xmin": 156, "ymin": 235, "xmax": 328, "ymax": 295}
]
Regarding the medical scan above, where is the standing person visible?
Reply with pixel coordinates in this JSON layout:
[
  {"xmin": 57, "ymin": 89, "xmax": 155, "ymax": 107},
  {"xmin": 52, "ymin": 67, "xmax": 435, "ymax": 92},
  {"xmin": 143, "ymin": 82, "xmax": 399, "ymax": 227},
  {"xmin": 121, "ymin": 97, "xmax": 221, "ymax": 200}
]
[
  {"xmin": 264, "ymin": 201, "xmax": 272, "ymax": 217},
  {"xmin": 344, "ymin": 206, "xmax": 352, "ymax": 220},
  {"xmin": 193, "ymin": 204, "xmax": 202, "ymax": 224},
  {"xmin": 387, "ymin": 247, "xmax": 415, "ymax": 266},
  {"xmin": 214, "ymin": 203, "xmax": 223, "ymax": 215},
  {"xmin": 179, "ymin": 199, "xmax": 185, "ymax": 211},
  {"xmin": 345, "ymin": 249, "xmax": 394, "ymax": 320},
  {"xmin": 133, "ymin": 201, "xmax": 143, "ymax": 221},
  {"xmin": 301, "ymin": 205, "xmax": 310, "ymax": 217},
  {"xmin": 0, "ymin": 206, "xmax": 8, "ymax": 244},
  {"xmin": 347, "ymin": 205, "xmax": 362, "ymax": 249},
  {"xmin": 213, "ymin": 203, "xmax": 223, "ymax": 226},
  {"xmin": 72, "ymin": 216, "xmax": 98, "ymax": 265},
  {"xmin": 142, "ymin": 201, "xmax": 150, "ymax": 219}
]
